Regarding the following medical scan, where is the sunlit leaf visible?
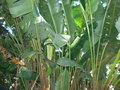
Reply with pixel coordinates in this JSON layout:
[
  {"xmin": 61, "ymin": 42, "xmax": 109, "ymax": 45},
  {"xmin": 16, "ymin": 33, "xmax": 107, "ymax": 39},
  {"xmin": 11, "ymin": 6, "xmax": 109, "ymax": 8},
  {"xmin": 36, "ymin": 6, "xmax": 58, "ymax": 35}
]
[{"xmin": 8, "ymin": 0, "xmax": 34, "ymax": 18}]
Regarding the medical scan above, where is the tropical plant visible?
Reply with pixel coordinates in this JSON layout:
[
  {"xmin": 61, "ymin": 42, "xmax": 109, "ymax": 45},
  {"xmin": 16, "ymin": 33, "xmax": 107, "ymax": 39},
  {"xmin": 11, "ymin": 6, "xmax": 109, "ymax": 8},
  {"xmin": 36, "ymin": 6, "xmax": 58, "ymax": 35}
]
[{"xmin": 0, "ymin": 0, "xmax": 120, "ymax": 90}]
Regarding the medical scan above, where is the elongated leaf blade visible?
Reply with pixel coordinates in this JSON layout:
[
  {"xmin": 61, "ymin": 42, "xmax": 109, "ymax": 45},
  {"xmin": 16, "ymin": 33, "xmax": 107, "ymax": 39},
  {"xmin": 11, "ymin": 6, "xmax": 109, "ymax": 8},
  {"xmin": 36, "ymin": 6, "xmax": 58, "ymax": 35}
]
[
  {"xmin": 62, "ymin": 0, "xmax": 76, "ymax": 40},
  {"xmin": 46, "ymin": 0, "xmax": 64, "ymax": 33}
]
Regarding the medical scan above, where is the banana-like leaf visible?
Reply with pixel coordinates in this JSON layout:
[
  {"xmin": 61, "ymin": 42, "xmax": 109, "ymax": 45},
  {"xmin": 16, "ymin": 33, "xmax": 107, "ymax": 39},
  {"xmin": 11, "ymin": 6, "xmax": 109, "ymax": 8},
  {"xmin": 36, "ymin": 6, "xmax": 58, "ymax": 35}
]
[
  {"xmin": 57, "ymin": 57, "xmax": 84, "ymax": 71},
  {"xmin": 41, "ymin": 0, "xmax": 64, "ymax": 33},
  {"xmin": 19, "ymin": 12, "xmax": 52, "ymax": 41},
  {"xmin": 8, "ymin": 0, "xmax": 34, "ymax": 18},
  {"xmin": 39, "ymin": 0, "xmax": 53, "ymax": 25},
  {"xmin": 62, "ymin": 0, "xmax": 76, "ymax": 40}
]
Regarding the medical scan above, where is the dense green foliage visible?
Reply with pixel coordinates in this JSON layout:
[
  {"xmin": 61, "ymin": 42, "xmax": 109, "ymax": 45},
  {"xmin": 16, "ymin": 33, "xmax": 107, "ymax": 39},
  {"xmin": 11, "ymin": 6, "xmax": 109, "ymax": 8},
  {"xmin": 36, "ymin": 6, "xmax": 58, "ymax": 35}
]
[{"xmin": 0, "ymin": 0, "xmax": 120, "ymax": 90}]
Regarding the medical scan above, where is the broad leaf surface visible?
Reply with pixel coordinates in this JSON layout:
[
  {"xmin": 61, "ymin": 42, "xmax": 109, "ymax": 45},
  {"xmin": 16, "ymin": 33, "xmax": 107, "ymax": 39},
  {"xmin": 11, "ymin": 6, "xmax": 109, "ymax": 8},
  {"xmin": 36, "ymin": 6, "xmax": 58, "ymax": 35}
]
[{"xmin": 57, "ymin": 57, "xmax": 84, "ymax": 71}]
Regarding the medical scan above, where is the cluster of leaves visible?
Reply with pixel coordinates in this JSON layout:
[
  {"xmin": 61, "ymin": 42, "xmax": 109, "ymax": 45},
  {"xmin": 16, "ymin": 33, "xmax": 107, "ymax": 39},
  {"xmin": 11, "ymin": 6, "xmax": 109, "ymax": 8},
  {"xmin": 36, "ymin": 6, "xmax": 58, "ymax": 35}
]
[{"xmin": 0, "ymin": 0, "xmax": 120, "ymax": 90}]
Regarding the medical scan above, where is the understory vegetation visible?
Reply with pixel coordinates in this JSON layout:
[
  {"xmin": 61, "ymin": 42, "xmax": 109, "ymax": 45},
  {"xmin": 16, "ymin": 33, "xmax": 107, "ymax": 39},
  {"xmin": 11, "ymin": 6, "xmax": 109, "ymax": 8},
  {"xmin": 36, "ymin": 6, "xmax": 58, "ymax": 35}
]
[{"xmin": 0, "ymin": 0, "xmax": 120, "ymax": 90}]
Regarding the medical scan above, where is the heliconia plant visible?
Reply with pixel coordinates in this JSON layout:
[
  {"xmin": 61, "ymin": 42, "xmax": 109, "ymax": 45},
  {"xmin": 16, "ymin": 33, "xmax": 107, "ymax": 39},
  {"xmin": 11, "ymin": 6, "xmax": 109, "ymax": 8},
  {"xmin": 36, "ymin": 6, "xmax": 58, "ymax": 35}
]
[{"xmin": 0, "ymin": 0, "xmax": 120, "ymax": 90}]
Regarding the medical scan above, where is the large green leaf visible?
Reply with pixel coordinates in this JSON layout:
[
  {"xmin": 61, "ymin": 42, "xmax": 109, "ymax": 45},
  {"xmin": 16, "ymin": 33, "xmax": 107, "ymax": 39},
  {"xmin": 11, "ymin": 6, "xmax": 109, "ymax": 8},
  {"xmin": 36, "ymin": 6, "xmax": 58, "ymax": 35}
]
[
  {"xmin": 42, "ymin": 0, "xmax": 64, "ymax": 33},
  {"xmin": 57, "ymin": 57, "xmax": 84, "ymax": 71},
  {"xmin": 62, "ymin": 0, "xmax": 76, "ymax": 40},
  {"xmin": 39, "ymin": 0, "xmax": 54, "ymax": 30},
  {"xmin": 19, "ymin": 13, "xmax": 52, "ymax": 41},
  {"xmin": 8, "ymin": 0, "xmax": 34, "ymax": 18},
  {"xmin": 55, "ymin": 69, "xmax": 70, "ymax": 90}
]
